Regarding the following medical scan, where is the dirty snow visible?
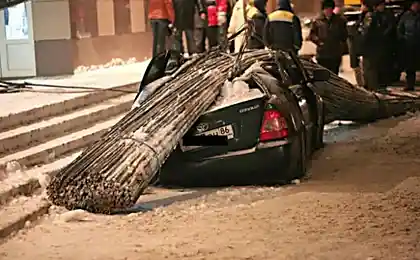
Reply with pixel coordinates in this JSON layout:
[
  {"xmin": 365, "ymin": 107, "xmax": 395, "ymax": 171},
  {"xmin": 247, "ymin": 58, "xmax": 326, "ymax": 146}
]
[
  {"xmin": 74, "ymin": 57, "xmax": 141, "ymax": 74},
  {"xmin": 1, "ymin": 113, "xmax": 420, "ymax": 259},
  {"xmin": 207, "ymin": 80, "xmax": 265, "ymax": 112}
]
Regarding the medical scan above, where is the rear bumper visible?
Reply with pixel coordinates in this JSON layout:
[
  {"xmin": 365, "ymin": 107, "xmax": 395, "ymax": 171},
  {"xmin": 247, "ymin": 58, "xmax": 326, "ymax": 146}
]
[{"xmin": 160, "ymin": 141, "xmax": 296, "ymax": 186}]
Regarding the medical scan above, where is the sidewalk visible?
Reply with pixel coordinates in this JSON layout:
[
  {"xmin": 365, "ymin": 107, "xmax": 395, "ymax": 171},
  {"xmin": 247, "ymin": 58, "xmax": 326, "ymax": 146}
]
[{"xmin": 0, "ymin": 61, "xmax": 150, "ymax": 118}]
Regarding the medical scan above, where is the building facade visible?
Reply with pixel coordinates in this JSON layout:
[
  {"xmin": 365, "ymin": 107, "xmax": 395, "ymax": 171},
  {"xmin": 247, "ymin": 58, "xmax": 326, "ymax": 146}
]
[
  {"xmin": 0, "ymin": 0, "xmax": 152, "ymax": 78},
  {"xmin": 0, "ymin": 0, "xmax": 321, "ymax": 78}
]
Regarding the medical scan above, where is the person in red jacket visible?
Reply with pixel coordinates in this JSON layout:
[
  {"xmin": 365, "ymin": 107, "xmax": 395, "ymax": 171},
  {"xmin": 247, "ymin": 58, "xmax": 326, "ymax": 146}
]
[
  {"xmin": 148, "ymin": 0, "xmax": 175, "ymax": 57},
  {"xmin": 206, "ymin": 0, "xmax": 228, "ymax": 49}
]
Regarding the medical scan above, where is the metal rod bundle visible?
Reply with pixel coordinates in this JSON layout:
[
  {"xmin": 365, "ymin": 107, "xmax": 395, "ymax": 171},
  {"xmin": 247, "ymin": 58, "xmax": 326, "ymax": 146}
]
[
  {"xmin": 47, "ymin": 50, "xmax": 271, "ymax": 214},
  {"xmin": 300, "ymin": 58, "xmax": 420, "ymax": 123},
  {"xmin": 47, "ymin": 49, "xmax": 420, "ymax": 214}
]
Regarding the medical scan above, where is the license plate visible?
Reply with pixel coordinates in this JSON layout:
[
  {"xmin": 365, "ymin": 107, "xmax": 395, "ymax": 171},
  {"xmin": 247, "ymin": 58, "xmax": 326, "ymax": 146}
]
[
  {"xmin": 195, "ymin": 125, "xmax": 234, "ymax": 140},
  {"xmin": 180, "ymin": 125, "xmax": 234, "ymax": 152}
]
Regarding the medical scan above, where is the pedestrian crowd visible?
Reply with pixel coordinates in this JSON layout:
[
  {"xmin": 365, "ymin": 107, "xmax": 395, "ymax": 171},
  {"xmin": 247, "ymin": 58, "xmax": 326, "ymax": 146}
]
[{"xmin": 148, "ymin": 0, "xmax": 420, "ymax": 91}]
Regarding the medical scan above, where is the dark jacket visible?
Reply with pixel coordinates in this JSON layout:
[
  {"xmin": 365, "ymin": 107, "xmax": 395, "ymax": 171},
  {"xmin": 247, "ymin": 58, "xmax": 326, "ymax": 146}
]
[
  {"xmin": 308, "ymin": 13, "xmax": 348, "ymax": 59},
  {"xmin": 173, "ymin": 0, "xmax": 205, "ymax": 30},
  {"xmin": 265, "ymin": 0, "xmax": 302, "ymax": 52},
  {"xmin": 247, "ymin": 0, "xmax": 268, "ymax": 49},
  {"xmin": 360, "ymin": 9, "xmax": 395, "ymax": 59},
  {"xmin": 194, "ymin": 6, "xmax": 206, "ymax": 28},
  {"xmin": 397, "ymin": 9, "xmax": 420, "ymax": 49},
  {"xmin": 348, "ymin": 10, "xmax": 368, "ymax": 57}
]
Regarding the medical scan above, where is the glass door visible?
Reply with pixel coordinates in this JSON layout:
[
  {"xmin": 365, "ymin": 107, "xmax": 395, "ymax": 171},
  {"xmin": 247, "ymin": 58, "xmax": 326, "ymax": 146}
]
[{"xmin": 0, "ymin": 1, "xmax": 36, "ymax": 78}]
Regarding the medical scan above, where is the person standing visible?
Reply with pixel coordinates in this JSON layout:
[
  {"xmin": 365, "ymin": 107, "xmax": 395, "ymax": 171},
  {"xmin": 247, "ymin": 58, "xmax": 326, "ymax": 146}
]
[
  {"xmin": 360, "ymin": 0, "xmax": 392, "ymax": 91},
  {"xmin": 173, "ymin": 0, "xmax": 206, "ymax": 55},
  {"xmin": 397, "ymin": 0, "xmax": 420, "ymax": 91},
  {"xmin": 148, "ymin": 0, "xmax": 175, "ymax": 57},
  {"xmin": 376, "ymin": 0, "xmax": 397, "ymax": 87},
  {"xmin": 205, "ymin": 0, "xmax": 229, "ymax": 49},
  {"xmin": 265, "ymin": 0, "xmax": 302, "ymax": 53},
  {"xmin": 348, "ymin": 2, "xmax": 368, "ymax": 86},
  {"xmin": 246, "ymin": 0, "xmax": 268, "ymax": 49},
  {"xmin": 228, "ymin": 0, "xmax": 248, "ymax": 52},
  {"xmin": 308, "ymin": 0, "xmax": 348, "ymax": 75},
  {"xmin": 226, "ymin": 0, "xmax": 236, "ymax": 52}
]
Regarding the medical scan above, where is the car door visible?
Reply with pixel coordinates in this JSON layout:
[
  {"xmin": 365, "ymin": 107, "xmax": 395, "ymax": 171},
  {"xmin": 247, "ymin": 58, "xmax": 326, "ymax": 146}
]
[
  {"xmin": 134, "ymin": 51, "xmax": 171, "ymax": 102},
  {"xmin": 281, "ymin": 54, "xmax": 314, "ymax": 127},
  {"xmin": 278, "ymin": 51, "xmax": 318, "ymax": 155}
]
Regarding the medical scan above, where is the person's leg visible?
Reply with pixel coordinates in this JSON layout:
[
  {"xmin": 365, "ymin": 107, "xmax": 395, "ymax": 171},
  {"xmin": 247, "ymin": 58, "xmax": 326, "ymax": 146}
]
[
  {"xmin": 150, "ymin": 20, "xmax": 159, "ymax": 58},
  {"xmin": 405, "ymin": 70, "xmax": 416, "ymax": 91},
  {"xmin": 185, "ymin": 29, "xmax": 196, "ymax": 55},
  {"xmin": 176, "ymin": 29, "xmax": 184, "ymax": 54},
  {"xmin": 362, "ymin": 58, "xmax": 379, "ymax": 91},
  {"xmin": 218, "ymin": 23, "xmax": 227, "ymax": 50},
  {"xmin": 207, "ymin": 26, "xmax": 219, "ymax": 49},
  {"xmin": 331, "ymin": 57, "xmax": 342, "ymax": 75},
  {"xmin": 354, "ymin": 66, "xmax": 364, "ymax": 86},
  {"xmin": 350, "ymin": 51, "xmax": 364, "ymax": 86},
  {"xmin": 404, "ymin": 51, "xmax": 416, "ymax": 91},
  {"xmin": 316, "ymin": 57, "xmax": 334, "ymax": 73},
  {"xmin": 155, "ymin": 19, "xmax": 169, "ymax": 56},
  {"xmin": 194, "ymin": 27, "xmax": 206, "ymax": 53}
]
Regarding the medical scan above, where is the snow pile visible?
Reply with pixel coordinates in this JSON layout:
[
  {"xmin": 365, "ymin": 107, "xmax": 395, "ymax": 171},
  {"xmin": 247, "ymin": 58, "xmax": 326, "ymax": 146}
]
[
  {"xmin": 368, "ymin": 114, "xmax": 420, "ymax": 157},
  {"xmin": 207, "ymin": 79, "xmax": 264, "ymax": 112},
  {"xmin": 74, "ymin": 57, "xmax": 142, "ymax": 74}
]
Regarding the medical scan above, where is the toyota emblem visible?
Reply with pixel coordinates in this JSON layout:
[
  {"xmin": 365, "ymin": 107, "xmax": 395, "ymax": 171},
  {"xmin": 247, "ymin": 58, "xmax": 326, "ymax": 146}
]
[{"xmin": 196, "ymin": 123, "xmax": 209, "ymax": 133}]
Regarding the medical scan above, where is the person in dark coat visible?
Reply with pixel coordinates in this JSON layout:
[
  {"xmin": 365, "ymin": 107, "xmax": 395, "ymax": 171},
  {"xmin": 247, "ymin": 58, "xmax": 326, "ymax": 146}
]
[
  {"xmin": 265, "ymin": 0, "xmax": 302, "ymax": 53},
  {"xmin": 397, "ymin": 0, "xmax": 420, "ymax": 91},
  {"xmin": 347, "ymin": 2, "xmax": 368, "ymax": 86},
  {"xmin": 376, "ymin": 0, "xmax": 397, "ymax": 87},
  {"xmin": 173, "ymin": 0, "xmax": 206, "ymax": 55},
  {"xmin": 246, "ymin": 0, "xmax": 268, "ymax": 49},
  {"xmin": 360, "ymin": 0, "xmax": 394, "ymax": 90},
  {"xmin": 308, "ymin": 0, "xmax": 348, "ymax": 75},
  {"xmin": 148, "ymin": 0, "xmax": 175, "ymax": 57}
]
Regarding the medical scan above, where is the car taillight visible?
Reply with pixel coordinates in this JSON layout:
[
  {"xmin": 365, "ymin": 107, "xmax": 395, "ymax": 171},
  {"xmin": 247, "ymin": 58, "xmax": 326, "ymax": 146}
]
[{"xmin": 259, "ymin": 109, "xmax": 288, "ymax": 142}]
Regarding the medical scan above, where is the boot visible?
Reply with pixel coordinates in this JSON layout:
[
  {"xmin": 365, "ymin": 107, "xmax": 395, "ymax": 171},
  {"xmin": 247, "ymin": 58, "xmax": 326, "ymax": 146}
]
[{"xmin": 354, "ymin": 67, "xmax": 364, "ymax": 87}]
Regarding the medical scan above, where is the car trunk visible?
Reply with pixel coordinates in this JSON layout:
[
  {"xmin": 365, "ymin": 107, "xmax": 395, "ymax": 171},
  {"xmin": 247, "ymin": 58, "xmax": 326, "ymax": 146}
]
[{"xmin": 180, "ymin": 82, "xmax": 267, "ymax": 161}]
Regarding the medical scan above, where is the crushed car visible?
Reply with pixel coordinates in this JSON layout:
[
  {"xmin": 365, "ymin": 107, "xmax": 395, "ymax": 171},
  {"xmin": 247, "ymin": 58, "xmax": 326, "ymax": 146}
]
[{"xmin": 133, "ymin": 50, "xmax": 331, "ymax": 187}]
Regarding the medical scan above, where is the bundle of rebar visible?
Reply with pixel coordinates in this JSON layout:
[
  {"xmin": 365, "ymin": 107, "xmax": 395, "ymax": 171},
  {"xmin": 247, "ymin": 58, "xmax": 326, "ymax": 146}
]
[
  {"xmin": 47, "ymin": 49, "xmax": 420, "ymax": 214},
  {"xmin": 47, "ymin": 50, "xmax": 271, "ymax": 214},
  {"xmin": 301, "ymin": 58, "xmax": 420, "ymax": 123}
]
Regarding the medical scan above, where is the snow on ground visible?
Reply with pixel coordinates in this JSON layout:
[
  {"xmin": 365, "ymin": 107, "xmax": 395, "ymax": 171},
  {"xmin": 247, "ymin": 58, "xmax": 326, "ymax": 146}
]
[{"xmin": 1, "ymin": 113, "xmax": 420, "ymax": 259}]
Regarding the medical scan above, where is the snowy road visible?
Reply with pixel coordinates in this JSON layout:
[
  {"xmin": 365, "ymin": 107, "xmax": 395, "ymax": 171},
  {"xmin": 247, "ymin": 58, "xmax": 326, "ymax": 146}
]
[{"xmin": 1, "ymin": 113, "xmax": 420, "ymax": 260}]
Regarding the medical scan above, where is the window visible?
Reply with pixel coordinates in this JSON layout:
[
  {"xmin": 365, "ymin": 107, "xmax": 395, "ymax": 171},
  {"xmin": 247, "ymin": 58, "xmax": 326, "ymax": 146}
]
[
  {"xmin": 70, "ymin": 0, "xmax": 99, "ymax": 39},
  {"xmin": 3, "ymin": 2, "xmax": 29, "ymax": 40}
]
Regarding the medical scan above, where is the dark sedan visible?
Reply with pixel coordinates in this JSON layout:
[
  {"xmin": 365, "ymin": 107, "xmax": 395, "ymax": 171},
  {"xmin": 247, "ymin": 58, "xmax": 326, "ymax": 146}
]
[{"xmin": 137, "ymin": 51, "xmax": 331, "ymax": 187}]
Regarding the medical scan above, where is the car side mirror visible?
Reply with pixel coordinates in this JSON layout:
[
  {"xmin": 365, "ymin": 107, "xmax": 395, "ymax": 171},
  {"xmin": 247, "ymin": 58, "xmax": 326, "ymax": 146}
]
[{"xmin": 311, "ymin": 69, "xmax": 331, "ymax": 82}]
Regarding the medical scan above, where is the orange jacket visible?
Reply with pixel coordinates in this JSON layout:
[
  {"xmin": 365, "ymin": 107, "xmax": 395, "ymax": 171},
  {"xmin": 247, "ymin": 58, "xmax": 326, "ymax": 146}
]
[{"xmin": 148, "ymin": 0, "xmax": 175, "ymax": 23}]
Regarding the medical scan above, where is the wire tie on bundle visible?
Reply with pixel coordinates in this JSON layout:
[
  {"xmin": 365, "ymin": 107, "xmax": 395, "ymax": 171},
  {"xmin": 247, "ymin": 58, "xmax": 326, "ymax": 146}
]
[{"xmin": 120, "ymin": 136, "xmax": 162, "ymax": 185}]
